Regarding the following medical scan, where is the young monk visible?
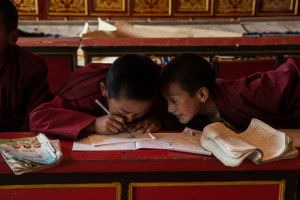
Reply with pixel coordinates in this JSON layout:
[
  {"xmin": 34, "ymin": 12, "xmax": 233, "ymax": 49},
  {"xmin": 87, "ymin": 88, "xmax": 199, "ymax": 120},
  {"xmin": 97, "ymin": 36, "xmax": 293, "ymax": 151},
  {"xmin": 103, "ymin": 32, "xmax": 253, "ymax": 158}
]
[
  {"xmin": 30, "ymin": 54, "xmax": 182, "ymax": 139},
  {"xmin": 161, "ymin": 53, "xmax": 300, "ymax": 131},
  {"xmin": 0, "ymin": 0, "xmax": 52, "ymax": 131}
]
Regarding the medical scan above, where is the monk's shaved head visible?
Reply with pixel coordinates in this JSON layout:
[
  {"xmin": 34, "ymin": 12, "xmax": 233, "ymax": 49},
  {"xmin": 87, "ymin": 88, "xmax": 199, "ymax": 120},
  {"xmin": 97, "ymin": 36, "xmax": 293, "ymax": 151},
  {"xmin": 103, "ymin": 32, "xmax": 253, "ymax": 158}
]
[
  {"xmin": 0, "ymin": 0, "xmax": 18, "ymax": 33},
  {"xmin": 106, "ymin": 54, "xmax": 160, "ymax": 101}
]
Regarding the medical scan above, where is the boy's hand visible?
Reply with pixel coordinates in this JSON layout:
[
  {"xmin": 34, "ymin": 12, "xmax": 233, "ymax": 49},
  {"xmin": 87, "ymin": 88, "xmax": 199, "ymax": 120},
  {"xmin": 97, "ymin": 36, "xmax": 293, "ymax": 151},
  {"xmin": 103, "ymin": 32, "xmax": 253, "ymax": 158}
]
[
  {"xmin": 131, "ymin": 118, "xmax": 162, "ymax": 134},
  {"xmin": 88, "ymin": 114, "xmax": 127, "ymax": 135}
]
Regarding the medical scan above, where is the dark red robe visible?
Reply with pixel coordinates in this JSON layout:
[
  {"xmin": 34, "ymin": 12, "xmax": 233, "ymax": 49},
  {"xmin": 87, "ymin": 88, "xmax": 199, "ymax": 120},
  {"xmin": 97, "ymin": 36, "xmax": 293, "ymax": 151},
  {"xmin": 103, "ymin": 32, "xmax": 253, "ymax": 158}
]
[
  {"xmin": 30, "ymin": 63, "xmax": 182, "ymax": 140},
  {"xmin": 215, "ymin": 58, "xmax": 300, "ymax": 130},
  {"xmin": 0, "ymin": 45, "xmax": 53, "ymax": 131}
]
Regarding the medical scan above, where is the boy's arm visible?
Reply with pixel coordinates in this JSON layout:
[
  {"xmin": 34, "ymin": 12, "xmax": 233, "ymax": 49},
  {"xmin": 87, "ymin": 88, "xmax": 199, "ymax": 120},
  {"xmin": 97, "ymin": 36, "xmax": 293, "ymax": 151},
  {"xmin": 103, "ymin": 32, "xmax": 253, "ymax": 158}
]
[{"xmin": 29, "ymin": 96, "xmax": 97, "ymax": 140}]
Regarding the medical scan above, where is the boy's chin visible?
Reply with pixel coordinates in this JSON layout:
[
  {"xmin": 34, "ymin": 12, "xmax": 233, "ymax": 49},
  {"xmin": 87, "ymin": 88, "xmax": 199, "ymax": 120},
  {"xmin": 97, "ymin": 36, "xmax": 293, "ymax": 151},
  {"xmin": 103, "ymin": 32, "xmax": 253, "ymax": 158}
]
[{"xmin": 178, "ymin": 117, "xmax": 191, "ymax": 124}]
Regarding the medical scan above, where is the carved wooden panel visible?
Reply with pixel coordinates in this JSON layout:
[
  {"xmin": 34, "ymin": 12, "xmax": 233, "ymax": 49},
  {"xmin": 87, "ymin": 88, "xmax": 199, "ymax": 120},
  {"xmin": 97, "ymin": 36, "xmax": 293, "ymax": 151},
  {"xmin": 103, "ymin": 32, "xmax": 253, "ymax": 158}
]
[
  {"xmin": 174, "ymin": 0, "xmax": 213, "ymax": 16},
  {"xmin": 215, "ymin": 0, "xmax": 254, "ymax": 16},
  {"xmin": 14, "ymin": 0, "xmax": 300, "ymax": 19},
  {"xmin": 257, "ymin": 0, "xmax": 297, "ymax": 16},
  {"xmin": 132, "ymin": 0, "xmax": 171, "ymax": 16},
  {"xmin": 89, "ymin": 0, "xmax": 129, "ymax": 16},
  {"xmin": 48, "ymin": 0, "xmax": 88, "ymax": 16},
  {"xmin": 12, "ymin": 0, "xmax": 38, "ymax": 15}
]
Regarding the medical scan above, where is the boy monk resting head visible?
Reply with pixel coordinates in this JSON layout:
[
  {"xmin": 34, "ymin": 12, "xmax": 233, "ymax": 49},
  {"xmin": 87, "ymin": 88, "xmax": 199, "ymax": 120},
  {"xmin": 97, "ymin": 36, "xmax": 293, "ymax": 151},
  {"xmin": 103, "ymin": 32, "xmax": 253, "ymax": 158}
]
[
  {"xmin": 161, "ymin": 53, "xmax": 300, "ymax": 131},
  {"xmin": 0, "ymin": 0, "xmax": 52, "ymax": 131},
  {"xmin": 30, "ymin": 54, "xmax": 181, "ymax": 139}
]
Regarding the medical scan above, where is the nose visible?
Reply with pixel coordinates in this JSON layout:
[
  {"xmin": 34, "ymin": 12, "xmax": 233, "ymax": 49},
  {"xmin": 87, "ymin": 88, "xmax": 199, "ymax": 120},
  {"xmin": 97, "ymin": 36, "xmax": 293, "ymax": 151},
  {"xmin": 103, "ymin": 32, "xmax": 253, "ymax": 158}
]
[{"xmin": 125, "ymin": 113, "xmax": 135, "ymax": 123}]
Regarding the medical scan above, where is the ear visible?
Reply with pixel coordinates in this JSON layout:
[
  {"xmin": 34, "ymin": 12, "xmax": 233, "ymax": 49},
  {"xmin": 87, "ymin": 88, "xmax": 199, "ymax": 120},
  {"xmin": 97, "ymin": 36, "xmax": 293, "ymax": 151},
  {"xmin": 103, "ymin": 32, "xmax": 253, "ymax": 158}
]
[
  {"xmin": 100, "ymin": 82, "xmax": 108, "ymax": 97},
  {"xmin": 196, "ymin": 87, "xmax": 209, "ymax": 103},
  {"xmin": 8, "ymin": 29, "xmax": 19, "ymax": 45}
]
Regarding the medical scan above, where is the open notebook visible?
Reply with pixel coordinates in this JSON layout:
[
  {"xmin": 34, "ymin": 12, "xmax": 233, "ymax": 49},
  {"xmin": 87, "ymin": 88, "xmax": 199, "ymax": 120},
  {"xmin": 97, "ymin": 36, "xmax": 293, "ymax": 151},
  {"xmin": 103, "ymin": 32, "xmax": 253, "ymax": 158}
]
[{"xmin": 73, "ymin": 129, "xmax": 211, "ymax": 156}]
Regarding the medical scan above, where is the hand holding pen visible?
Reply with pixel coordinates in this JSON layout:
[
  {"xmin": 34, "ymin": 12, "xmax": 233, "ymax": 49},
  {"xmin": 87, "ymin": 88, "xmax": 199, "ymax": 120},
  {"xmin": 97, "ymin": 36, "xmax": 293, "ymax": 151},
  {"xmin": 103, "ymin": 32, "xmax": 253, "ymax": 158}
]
[
  {"xmin": 94, "ymin": 99, "xmax": 156, "ymax": 140},
  {"xmin": 94, "ymin": 99, "xmax": 131, "ymax": 134}
]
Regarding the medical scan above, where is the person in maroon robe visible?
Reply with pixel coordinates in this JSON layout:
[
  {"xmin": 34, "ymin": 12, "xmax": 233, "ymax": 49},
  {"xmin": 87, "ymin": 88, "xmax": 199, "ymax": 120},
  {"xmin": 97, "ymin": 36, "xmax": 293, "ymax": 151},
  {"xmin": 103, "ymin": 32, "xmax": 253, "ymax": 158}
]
[
  {"xmin": 0, "ymin": 1, "xmax": 53, "ymax": 131},
  {"xmin": 161, "ymin": 53, "xmax": 300, "ymax": 131},
  {"xmin": 30, "ymin": 54, "xmax": 182, "ymax": 139}
]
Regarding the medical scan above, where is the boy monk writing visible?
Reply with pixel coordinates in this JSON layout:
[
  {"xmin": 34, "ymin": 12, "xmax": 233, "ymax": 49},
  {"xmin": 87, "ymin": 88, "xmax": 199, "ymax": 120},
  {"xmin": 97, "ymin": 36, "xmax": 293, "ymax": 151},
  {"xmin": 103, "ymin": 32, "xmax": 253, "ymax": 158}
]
[
  {"xmin": 30, "ymin": 54, "xmax": 181, "ymax": 139},
  {"xmin": 161, "ymin": 53, "xmax": 300, "ymax": 130},
  {"xmin": 0, "ymin": 0, "xmax": 52, "ymax": 131}
]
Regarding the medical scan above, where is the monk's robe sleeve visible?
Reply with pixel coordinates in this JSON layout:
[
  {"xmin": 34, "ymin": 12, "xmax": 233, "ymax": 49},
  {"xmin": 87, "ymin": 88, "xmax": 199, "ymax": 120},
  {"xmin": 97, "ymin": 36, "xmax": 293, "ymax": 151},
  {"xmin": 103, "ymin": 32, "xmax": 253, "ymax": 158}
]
[
  {"xmin": 29, "ymin": 95, "xmax": 99, "ymax": 140},
  {"xmin": 215, "ymin": 58, "xmax": 300, "ymax": 129}
]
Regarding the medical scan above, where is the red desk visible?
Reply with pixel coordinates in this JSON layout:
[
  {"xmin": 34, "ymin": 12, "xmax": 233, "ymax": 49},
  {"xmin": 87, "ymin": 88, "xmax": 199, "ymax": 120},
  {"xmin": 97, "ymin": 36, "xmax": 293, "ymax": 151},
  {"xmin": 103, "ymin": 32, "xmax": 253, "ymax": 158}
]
[
  {"xmin": 82, "ymin": 36, "xmax": 300, "ymax": 65},
  {"xmin": 0, "ymin": 132, "xmax": 299, "ymax": 200},
  {"xmin": 17, "ymin": 37, "xmax": 81, "ymax": 93}
]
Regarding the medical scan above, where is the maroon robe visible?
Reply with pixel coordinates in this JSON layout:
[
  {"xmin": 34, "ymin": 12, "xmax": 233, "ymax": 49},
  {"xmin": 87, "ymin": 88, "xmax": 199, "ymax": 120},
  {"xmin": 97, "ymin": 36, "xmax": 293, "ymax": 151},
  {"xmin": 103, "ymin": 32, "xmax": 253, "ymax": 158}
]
[
  {"xmin": 0, "ymin": 45, "xmax": 53, "ymax": 131},
  {"xmin": 30, "ymin": 63, "xmax": 182, "ymax": 140},
  {"xmin": 215, "ymin": 58, "xmax": 300, "ymax": 130}
]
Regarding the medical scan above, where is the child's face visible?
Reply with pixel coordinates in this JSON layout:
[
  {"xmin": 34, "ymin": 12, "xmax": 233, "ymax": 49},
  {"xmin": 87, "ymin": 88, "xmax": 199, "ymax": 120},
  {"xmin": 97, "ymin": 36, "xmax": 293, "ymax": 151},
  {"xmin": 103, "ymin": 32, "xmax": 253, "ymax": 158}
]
[
  {"xmin": 163, "ymin": 83, "xmax": 201, "ymax": 124},
  {"xmin": 108, "ymin": 97, "xmax": 152, "ymax": 123}
]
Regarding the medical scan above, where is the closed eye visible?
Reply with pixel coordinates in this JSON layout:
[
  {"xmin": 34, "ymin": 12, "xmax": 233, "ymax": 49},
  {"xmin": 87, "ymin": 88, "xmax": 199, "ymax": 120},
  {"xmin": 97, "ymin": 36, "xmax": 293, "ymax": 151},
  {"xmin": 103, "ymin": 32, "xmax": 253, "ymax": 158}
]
[{"xmin": 171, "ymin": 99, "xmax": 178, "ymax": 104}]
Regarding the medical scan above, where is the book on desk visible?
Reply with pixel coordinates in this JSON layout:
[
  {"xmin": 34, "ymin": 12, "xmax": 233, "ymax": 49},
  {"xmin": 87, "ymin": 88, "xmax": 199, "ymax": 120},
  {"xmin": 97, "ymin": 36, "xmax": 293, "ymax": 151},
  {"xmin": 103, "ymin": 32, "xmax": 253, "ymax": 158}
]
[
  {"xmin": 73, "ymin": 129, "xmax": 211, "ymax": 156},
  {"xmin": 201, "ymin": 118, "xmax": 298, "ymax": 167},
  {"xmin": 73, "ymin": 118, "xmax": 299, "ymax": 167}
]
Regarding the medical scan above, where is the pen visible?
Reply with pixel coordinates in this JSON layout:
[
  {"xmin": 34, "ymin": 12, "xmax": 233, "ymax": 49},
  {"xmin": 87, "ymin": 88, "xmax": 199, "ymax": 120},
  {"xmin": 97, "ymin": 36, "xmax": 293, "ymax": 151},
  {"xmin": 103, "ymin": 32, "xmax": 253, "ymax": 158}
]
[
  {"xmin": 95, "ymin": 99, "xmax": 131, "ymax": 134},
  {"xmin": 95, "ymin": 99, "xmax": 110, "ymax": 115},
  {"xmin": 147, "ymin": 132, "xmax": 156, "ymax": 140}
]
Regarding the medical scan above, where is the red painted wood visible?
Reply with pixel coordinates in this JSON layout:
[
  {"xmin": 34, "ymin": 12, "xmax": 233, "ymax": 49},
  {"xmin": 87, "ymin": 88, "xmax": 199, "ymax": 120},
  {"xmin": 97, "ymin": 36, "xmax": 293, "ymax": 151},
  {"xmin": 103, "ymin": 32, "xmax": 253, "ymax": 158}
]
[
  {"xmin": 0, "ymin": 186, "xmax": 117, "ymax": 200},
  {"xmin": 43, "ymin": 57, "xmax": 71, "ymax": 93},
  {"xmin": 0, "ymin": 132, "xmax": 299, "ymax": 174},
  {"xmin": 218, "ymin": 59, "xmax": 277, "ymax": 80},
  {"xmin": 132, "ymin": 184, "xmax": 281, "ymax": 200},
  {"xmin": 17, "ymin": 37, "xmax": 81, "ymax": 48},
  {"xmin": 81, "ymin": 36, "xmax": 300, "ymax": 47}
]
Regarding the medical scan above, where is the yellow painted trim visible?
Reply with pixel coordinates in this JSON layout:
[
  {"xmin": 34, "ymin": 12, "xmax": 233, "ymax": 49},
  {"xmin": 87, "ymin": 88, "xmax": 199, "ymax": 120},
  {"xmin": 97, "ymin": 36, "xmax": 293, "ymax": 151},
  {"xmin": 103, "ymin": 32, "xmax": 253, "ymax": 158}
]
[
  {"xmin": 278, "ymin": 180, "xmax": 286, "ymax": 200},
  {"xmin": 128, "ymin": 181, "xmax": 285, "ymax": 200},
  {"xmin": 48, "ymin": 0, "xmax": 88, "ymax": 16},
  {"xmin": 130, "ymin": 180, "xmax": 284, "ymax": 187},
  {"xmin": 90, "ymin": 0, "xmax": 127, "ymax": 14},
  {"xmin": 169, "ymin": 0, "xmax": 172, "ymax": 16},
  {"xmin": 18, "ymin": 0, "xmax": 39, "ymax": 15},
  {"xmin": 295, "ymin": 0, "xmax": 299, "ymax": 15},
  {"xmin": 214, "ymin": 0, "xmax": 256, "ymax": 17},
  {"xmin": 290, "ymin": 0, "xmax": 295, "ymax": 10},
  {"xmin": 256, "ymin": 0, "xmax": 297, "ymax": 16},
  {"xmin": 252, "ymin": 0, "xmax": 256, "ymax": 16},
  {"xmin": 210, "ymin": 0, "xmax": 214, "ymax": 16},
  {"xmin": 173, "ymin": 0, "xmax": 211, "ymax": 16},
  {"xmin": 132, "ymin": 0, "xmax": 172, "ymax": 16}
]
